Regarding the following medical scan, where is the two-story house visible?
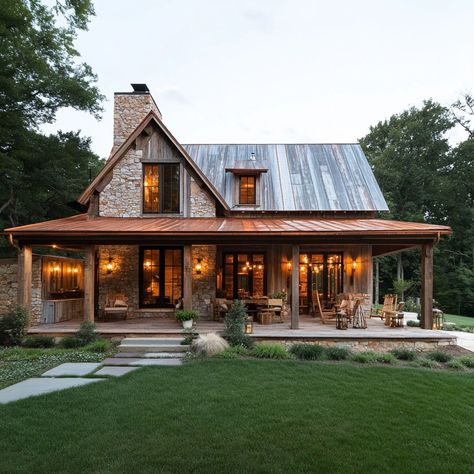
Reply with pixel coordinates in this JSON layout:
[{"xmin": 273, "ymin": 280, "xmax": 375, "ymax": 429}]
[{"xmin": 5, "ymin": 84, "xmax": 451, "ymax": 331}]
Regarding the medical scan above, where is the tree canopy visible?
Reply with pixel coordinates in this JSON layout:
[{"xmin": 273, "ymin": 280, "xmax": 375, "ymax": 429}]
[
  {"xmin": 0, "ymin": 0, "xmax": 104, "ymax": 254},
  {"xmin": 361, "ymin": 97, "xmax": 474, "ymax": 316}
]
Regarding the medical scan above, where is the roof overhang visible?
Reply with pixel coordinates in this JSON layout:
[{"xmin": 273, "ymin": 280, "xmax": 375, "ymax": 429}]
[{"xmin": 5, "ymin": 215, "xmax": 452, "ymax": 247}]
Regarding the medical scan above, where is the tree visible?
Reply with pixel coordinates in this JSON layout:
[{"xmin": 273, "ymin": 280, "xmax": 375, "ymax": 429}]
[{"xmin": 0, "ymin": 0, "xmax": 104, "ymax": 255}]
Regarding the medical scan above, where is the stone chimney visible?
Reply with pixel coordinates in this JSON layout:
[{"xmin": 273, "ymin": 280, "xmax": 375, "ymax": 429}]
[{"xmin": 113, "ymin": 83, "xmax": 162, "ymax": 148}]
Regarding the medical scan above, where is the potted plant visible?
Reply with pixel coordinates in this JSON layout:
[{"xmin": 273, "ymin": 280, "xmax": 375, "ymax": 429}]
[{"xmin": 175, "ymin": 310, "xmax": 199, "ymax": 329}]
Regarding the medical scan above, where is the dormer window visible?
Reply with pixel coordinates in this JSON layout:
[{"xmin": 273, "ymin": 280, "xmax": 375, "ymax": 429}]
[
  {"xmin": 143, "ymin": 163, "xmax": 180, "ymax": 214},
  {"xmin": 239, "ymin": 175, "xmax": 256, "ymax": 205}
]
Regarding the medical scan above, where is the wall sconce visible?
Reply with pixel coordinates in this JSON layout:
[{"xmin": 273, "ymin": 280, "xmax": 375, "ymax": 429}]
[
  {"xmin": 287, "ymin": 261, "xmax": 292, "ymax": 272},
  {"xmin": 106, "ymin": 257, "xmax": 114, "ymax": 274},
  {"xmin": 195, "ymin": 258, "xmax": 202, "ymax": 274},
  {"xmin": 350, "ymin": 260, "xmax": 357, "ymax": 285}
]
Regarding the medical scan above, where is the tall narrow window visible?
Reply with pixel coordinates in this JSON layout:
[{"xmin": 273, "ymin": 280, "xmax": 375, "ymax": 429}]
[
  {"xmin": 140, "ymin": 247, "xmax": 183, "ymax": 308},
  {"xmin": 239, "ymin": 175, "xmax": 256, "ymax": 205},
  {"xmin": 143, "ymin": 164, "xmax": 180, "ymax": 213}
]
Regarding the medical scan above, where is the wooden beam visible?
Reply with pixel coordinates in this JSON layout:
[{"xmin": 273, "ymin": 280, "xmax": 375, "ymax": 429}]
[
  {"xmin": 17, "ymin": 245, "xmax": 32, "ymax": 323},
  {"xmin": 420, "ymin": 243, "xmax": 433, "ymax": 329},
  {"xmin": 83, "ymin": 245, "xmax": 95, "ymax": 322},
  {"xmin": 291, "ymin": 245, "xmax": 299, "ymax": 329},
  {"xmin": 183, "ymin": 245, "xmax": 192, "ymax": 311}
]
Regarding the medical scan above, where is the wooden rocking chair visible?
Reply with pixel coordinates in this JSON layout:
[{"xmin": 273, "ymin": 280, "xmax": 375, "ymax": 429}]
[
  {"xmin": 370, "ymin": 294, "xmax": 397, "ymax": 326},
  {"xmin": 312, "ymin": 290, "xmax": 338, "ymax": 324}
]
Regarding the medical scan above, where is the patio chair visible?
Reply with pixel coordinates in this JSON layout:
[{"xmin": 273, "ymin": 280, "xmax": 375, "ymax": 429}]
[
  {"xmin": 370, "ymin": 294, "xmax": 397, "ymax": 323},
  {"xmin": 385, "ymin": 301, "xmax": 405, "ymax": 328},
  {"xmin": 314, "ymin": 290, "xmax": 338, "ymax": 324},
  {"xmin": 103, "ymin": 293, "xmax": 128, "ymax": 321},
  {"xmin": 213, "ymin": 298, "xmax": 229, "ymax": 321}
]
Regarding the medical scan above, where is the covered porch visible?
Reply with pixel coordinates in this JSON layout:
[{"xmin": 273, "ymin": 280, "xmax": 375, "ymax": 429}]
[{"xmin": 7, "ymin": 214, "xmax": 452, "ymax": 332}]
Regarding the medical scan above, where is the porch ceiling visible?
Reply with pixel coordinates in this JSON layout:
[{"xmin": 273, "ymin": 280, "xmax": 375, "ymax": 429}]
[{"xmin": 5, "ymin": 214, "xmax": 451, "ymax": 246}]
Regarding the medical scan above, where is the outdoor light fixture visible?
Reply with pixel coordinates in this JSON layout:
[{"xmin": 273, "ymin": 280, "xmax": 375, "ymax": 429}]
[
  {"xmin": 106, "ymin": 257, "xmax": 114, "ymax": 274},
  {"xmin": 144, "ymin": 260, "xmax": 152, "ymax": 269},
  {"xmin": 352, "ymin": 260, "xmax": 357, "ymax": 271},
  {"xmin": 195, "ymin": 258, "xmax": 202, "ymax": 274},
  {"xmin": 244, "ymin": 317, "xmax": 254, "ymax": 334},
  {"xmin": 287, "ymin": 261, "xmax": 292, "ymax": 273}
]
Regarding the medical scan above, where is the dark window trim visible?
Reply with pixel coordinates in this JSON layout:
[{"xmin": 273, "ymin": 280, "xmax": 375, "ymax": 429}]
[
  {"xmin": 239, "ymin": 175, "xmax": 256, "ymax": 205},
  {"xmin": 142, "ymin": 163, "xmax": 180, "ymax": 214},
  {"xmin": 222, "ymin": 251, "xmax": 267, "ymax": 299},
  {"xmin": 139, "ymin": 246, "xmax": 183, "ymax": 308}
]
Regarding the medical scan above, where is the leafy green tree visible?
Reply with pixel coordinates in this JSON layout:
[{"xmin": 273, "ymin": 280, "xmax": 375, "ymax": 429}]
[{"xmin": 0, "ymin": 0, "xmax": 104, "ymax": 255}]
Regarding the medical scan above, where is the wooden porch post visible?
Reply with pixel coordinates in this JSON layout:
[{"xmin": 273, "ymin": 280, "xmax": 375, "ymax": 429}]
[
  {"xmin": 83, "ymin": 245, "xmax": 95, "ymax": 322},
  {"xmin": 291, "ymin": 245, "xmax": 299, "ymax": 329},
  {"xmin": 183, "ymin": 245, "xmax": 192, "ymax": 311},
  {"xmin": 420, "ymin": 243, "xmax": 434, "ymax": 330},
  {"xmin": 18, "ymin": 245, "xmax": 32, "ymax": 323}
]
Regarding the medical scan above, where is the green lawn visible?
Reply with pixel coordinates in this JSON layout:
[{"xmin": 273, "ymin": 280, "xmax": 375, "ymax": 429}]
[
  {"xmin": 1, "ymin": 360, "xmax": 473, "ymax": 473},
  {"xmin": 444, "ymin": 313, "xmax": 474, "ymax": 327}
]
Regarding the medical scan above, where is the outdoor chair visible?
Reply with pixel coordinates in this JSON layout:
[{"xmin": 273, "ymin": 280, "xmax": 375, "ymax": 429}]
[
  {"xmin": 370, "ymin": 294, "xmax": 397, "ymax": 324},
  {"xmin": 103, "ymin": 293, "xmax": 128, "ymax": 321},
  {"xmin": 313, "ymin": 290, "xmax": 338, "ymax": 324},
  {"xmin": 385, "ymin": 301, "xmax": 405, "ymax": 327}
]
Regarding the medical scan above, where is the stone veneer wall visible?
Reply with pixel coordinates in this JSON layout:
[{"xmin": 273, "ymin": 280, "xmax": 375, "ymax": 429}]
[
  {"xmin": 0, "ymin": 257, "xmax": 42, "ymax": 325},
  {"xmin": 190, "ymin": 178, "xmax": 216, "ymax": 217},
  {"xmin": 99, "ymin": 148, "xmax": 143, "ymax": 217},
  {"xmin": 113, "ymin": 93, "xmax": 161, "ymax": 149},
  {"xmin": 191, "ymin": 245, "xmax": 217, "ymax": 319}
]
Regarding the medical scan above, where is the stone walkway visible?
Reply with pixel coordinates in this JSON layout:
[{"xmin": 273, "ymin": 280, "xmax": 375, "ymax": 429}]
[{"xmin": 0, "ymin": 350, "xmax": 184, "ymax": 404}]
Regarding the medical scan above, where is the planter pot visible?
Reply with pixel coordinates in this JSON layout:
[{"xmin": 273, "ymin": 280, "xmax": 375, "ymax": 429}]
[{"xmin": 182, "ymin": 319, "xmax": 193, "ymax": 329}]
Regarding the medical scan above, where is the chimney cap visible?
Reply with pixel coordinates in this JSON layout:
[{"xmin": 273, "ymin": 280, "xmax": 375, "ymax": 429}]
[{"xmin": 131, "ymin": 83, "xmax": 149, "ymax": 93}]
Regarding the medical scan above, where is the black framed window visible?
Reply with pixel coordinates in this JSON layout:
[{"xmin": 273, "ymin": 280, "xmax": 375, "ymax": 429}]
[
  {"xmin": 239, "ymin": 175, "xmax": 256, "ymax": 205},
  {"xmin": 223, "ymin": 252, "xmax": 266, "ymax": 299},
  {"xmin": 139, "ymin": 247, "xmax": 183, "ymax": 308},
  {"xmin": 143, "ymin": 163, "xmax": 180, "ymax": 213}
]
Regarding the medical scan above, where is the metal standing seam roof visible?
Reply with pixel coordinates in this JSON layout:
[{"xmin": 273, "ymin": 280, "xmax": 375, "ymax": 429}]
[
  {"xmin": 182, "ymin": 144, "xmax": 389, "ymax": 212},
  {"xmin": 5, "ymin": 214, "xmax": 452, "ymax": 236}
]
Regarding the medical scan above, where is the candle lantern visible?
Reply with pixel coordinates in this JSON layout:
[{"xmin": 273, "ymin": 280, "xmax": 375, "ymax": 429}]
[
  {"xmin": 244, "ymin": 316, "xmax": 254, "ymax": 334},
  {"xmin": 336, "ymin": 311, "xmax": 348, "ymax": 330},
  {"xmin": 432, "ymin": 309, "xmax": 445, "ymax": 330}
]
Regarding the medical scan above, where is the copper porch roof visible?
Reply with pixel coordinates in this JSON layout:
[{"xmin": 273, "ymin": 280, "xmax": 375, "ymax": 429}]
[{"xmin": 5, "ymin": 214, "xmax": 452, "ymax": 237}]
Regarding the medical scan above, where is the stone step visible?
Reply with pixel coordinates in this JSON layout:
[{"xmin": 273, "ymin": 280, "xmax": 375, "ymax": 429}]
[
  {"xmin": 142, "ymin": 352, "xmax": 186, "ymax": 358},
  {"xmin": 118, "ymin": 344, "xmax": 189, "ymax": 353},
  {"xmin": 120, "ymin": 338, "xmax": 185, "ymax": 346}
]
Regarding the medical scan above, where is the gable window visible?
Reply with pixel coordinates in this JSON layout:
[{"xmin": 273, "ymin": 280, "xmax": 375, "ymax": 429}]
[
  {"xmin": 143, "ymin": 163, "xmax": 180, "ymax": 214},
  {"xmin": 239, "ymin": 175, "xmax": 256, "ymax": 205},
  {"xmin": 139, "ymin": 247, "xmax": 183, "ymax": 308}
]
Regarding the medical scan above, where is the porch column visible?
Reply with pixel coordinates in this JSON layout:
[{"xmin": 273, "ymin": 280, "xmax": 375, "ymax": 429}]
[
  {"xmin": 420, "ymin": 243, "xmax": 434, "ymax": 329},
  {"xmin": 17, "ymin": 245, "xmax": 32, "ymax": 323},
  {"xmin": 291, "ymin": 245, "xmax": 299, "ymax": 329},
  {"xmin": 83, "ymin": 245, "xmax": 95, "ymax": 322},
  {"xmin": 183, "ymin": 245, "xmax": 192, "ymax": 311}
]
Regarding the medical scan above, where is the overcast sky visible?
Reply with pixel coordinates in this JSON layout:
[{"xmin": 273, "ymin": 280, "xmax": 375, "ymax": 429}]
[{"xmin": 42, "ymin": 0, "xmax": 474, "ymax": 159}]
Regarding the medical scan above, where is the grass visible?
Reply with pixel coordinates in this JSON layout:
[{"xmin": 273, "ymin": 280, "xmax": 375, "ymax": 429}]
[
  {"xmin": 0, "ymin": 346, "xmax": 115, "ymax": 389},
  {"xmin": 0, "ymin": 360, "xmax": 473, "ymax": 473},
  {"xmin": 444, "ymin": 313, "xmax": 474, "ymax": 327}
]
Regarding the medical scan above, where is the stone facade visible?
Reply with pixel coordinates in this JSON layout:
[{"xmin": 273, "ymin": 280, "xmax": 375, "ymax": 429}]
[
  {"xmin": 0, "ymin": 256, "xmax": 44, "ymax": 325},
  {"xmin": 113, "ymin": 92, "xmax": 161, "ymax": 149},
  {"xmin": 190, "ymin": 178, "xmax": 216, "ymax": 217},
  {"xmin": 192, "ymin": 245, "xmax": 217, "ymax": 319},
  {"xmin": 99, "ymin": 148, "xmax": 143, "ymax": 217}
]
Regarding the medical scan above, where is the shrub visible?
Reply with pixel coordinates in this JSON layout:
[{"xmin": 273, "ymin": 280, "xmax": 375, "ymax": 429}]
[
  {"xmin": 325, "ymin": 346, "xmax": 350, "ymax": 361},
  {"xmin": 458, "ymin": 356, "xmax": 474, "ymax": 369},
  {"xmin": 22, "ymin": 336, "xmax": 55, "ymax": 348},
  {"xmin": 404, "ymin": 297, "xmax": 420, "ymax": 314},
  {"xmin": 252, "ymin": 343, "xmax": 288, "ymax": 359},
  {"xmin": 427, "ymin": 351, "xmax": 452, "ymax": 363},
  {"xmin": 181, "ymin": 335, "xmax": 194, "ymax": 345},
  {"xmin": 61, "ymin": 336, "xmax": 84, "ymax": 348},
  {"xmin": 0, "ymin": 306, "xmax": 29, "ymax": 345},
  {"xmin": 175, "ymin": 310, "xmax": 199, "ymax": 322},
  {"xmin": 446, "ymin": 359, "xmax": 464, "ymax": 370},
  {"xmin": 352, "ymin": 351, "xmax": 377, "ymax": 363},
  {"xmin": 192, "ymin": 333, "xmax": 229, "ymax": 357},
  {"xmin": 84, "ymin": 339, "xmax": 112, "ymax": 353},
  {"xmin": 407, "ymin": 320, "xmax": 420, "ymax": 327},
  {"xmin": 223, "ymin": 300, "xmax": 253, "ymax": 347},
  {"xmin": 417, "ymin": 358, "xmax": 440, "ymax": 369},
  {"xmin": 216, "ymin": 346, "xmax": 249, "ymax": 359},
  {"xmin": 390, "ymin": 348, "xmax": 417, "ymax": 361},
  {"xmin": 374, "ymin": 352, "xmax": 395, "ymax": 364},
  {"xmin": 289, "ymin": 343, "xmax": 325, "ymax": 360},
  {"xmin": 75, "ymin": 321, "xmax": 99, "ymax": 345}
]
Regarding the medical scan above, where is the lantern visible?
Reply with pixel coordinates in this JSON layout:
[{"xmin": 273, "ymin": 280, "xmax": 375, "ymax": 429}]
[
  {"xmin": 106, "ymin": 257, "xmax": 114, "ymax": 274},
  {"xmin": 432, "ymin": 309, "xmax": 444, "ymax": 330},
  {"xmin": 336, "ymin": 312, "xmax": 348, "ymax": 330},
  {"xmin": 244, "ymin": 317, "xmax": 254, "ymax": 334},
  {"xmin": 195, "ymin": 258, "xmax": 202, "ymax": 274}
]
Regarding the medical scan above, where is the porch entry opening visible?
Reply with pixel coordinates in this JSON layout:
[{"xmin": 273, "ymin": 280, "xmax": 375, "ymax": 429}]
[
  {"xmin": 223, "ymin": 252, "xmax": 266, "ymax": 299},
  {"xmin": 299, "ymin": 253, "xmax": 343, "ymax": 313},
  {"xmin": 139, "ymin": 247, "xmax": 183, "ymax": 308}
]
